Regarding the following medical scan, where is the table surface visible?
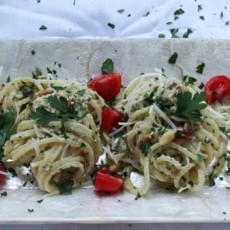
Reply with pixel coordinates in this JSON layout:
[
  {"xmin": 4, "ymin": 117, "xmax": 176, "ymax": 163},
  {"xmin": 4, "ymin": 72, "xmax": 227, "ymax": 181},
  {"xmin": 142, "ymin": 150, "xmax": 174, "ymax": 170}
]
[{"xmin": 1, "ymin": 1, "xmax": 230, "ymax": 229}]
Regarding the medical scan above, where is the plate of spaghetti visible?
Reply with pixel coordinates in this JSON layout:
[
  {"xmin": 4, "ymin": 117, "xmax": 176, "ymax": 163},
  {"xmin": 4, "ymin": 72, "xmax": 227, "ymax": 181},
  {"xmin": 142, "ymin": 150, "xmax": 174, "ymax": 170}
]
[{"xmin": 0, "ymin": 39, "xmax": 229, "ymax": 223}]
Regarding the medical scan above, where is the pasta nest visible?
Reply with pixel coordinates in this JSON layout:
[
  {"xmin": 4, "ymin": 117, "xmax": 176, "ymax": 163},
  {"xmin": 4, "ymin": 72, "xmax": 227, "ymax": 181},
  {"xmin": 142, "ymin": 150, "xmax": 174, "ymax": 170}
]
[
  {"xmin": 113, "ymin": 72, "xmax": 228, "ymax": 195},
  {"xmin": 2, "ymin": 77, "xmax": 105, "ymax": 194}
]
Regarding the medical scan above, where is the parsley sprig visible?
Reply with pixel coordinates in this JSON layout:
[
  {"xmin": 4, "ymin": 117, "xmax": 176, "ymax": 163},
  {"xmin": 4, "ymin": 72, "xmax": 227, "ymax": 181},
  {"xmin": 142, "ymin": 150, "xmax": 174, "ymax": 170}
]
[
  {"xmin": 174, "ymin": 91, "xmax": 207, "ymax": 122},
  {"xmin": 32, "ymin": 95, "xmax": 88, "ymax": 138}
]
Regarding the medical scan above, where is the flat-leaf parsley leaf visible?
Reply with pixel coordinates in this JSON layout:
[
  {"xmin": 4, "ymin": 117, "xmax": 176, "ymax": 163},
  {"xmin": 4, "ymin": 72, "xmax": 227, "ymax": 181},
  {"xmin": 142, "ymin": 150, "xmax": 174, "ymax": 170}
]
[{"xmin": 174, "ymin": 91, "xmax": 207, "ymax": 122}]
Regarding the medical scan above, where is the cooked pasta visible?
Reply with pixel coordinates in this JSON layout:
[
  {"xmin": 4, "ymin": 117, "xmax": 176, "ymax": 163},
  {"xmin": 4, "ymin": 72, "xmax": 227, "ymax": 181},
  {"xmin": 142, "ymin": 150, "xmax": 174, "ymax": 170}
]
[
  {"xmin": 2, "ymin": 77, "xmax": 105, "ymax": 194},
  {"xmin": 106, "ymin": 72, "xmax": 228, "ymax": 195}
]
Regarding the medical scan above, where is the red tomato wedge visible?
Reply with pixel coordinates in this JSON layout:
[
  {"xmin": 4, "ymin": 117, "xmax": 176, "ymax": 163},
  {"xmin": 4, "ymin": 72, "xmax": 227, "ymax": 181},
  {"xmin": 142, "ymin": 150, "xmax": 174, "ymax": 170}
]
[
  {"xmin": 204, "ymin": 75, "xmax": 230, "ymax": 104},
  {"xmin": 95, "ymin": 167, "xmax": 123, "ymax": 193},
  {"xmin": 101, "ymin": 107, "xmax": 124, "ymax": 133},
  {"xmin": 88, "ymin": 73, "xmax": 122, "ymax": 102},
  {"xmin": 0, "ymin": 164, "xmax": 7, "ymax": 187}
]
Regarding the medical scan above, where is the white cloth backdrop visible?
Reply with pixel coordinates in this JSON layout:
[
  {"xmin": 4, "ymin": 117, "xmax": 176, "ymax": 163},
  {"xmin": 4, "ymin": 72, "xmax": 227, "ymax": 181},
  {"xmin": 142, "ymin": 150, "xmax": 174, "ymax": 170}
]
[
  {"xmin": 0, "ymin": 0, "xmax": 230, "ymax": 229},
  {"xmin": 1, "ymin": 0, "xmax": 230, "ymax": 39}
]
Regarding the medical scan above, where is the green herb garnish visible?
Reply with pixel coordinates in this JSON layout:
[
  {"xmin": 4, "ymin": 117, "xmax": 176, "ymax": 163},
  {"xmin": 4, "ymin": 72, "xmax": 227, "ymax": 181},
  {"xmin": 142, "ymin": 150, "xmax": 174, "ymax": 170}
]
[
  {"xmin": 135, "ymin": 192, "xmax": 141, "ymax": 200},
  {"xmin": 20, "ymin": 85, "xmax": 34, "ymax": 99},
  {"xmin": 183, "ymin": 28, "xmax": 193, "ymax": 38},
  {"xmin": 1, "ymin": 191, "xmax": 7, "ymax": 197},
  {"xmin": 31, "ymin": 107, "xmax": 57, "ymax": 125},
  {"xmin": 197, "ymin": 154, "xmax": 205, "ymax": 163},
  {"xmin": 196, "ymin": 63, "xmax": 205, "ymax": 74},
  {"xmin": 107, "ymin": 23, "xmax": 115, "ymax": 29},
  {"xmin": 220, "ymin": 127, "xmax": 230, "ymax": 139},
  {"xmin": 32, "ymin": 67, "xmax": 42, "ymax": 79},
  {"xmin": 140, "ymin": 141, "xmax": 150, "ymax": 156},
  {"xmin": 39, "ymin": 25, "xmax": 47, "ymax": 30},
  {"xmin": 143, "ymin": 12, "xmax": 150, "ymax": 17},
  {"xmin": 198, "ymin": 5, "xmax": 203, "ymax": 12},
  {"xmin": 58, "ymin": 180, "xmax": 74, "ymax": 194},
  {"xmin": 32, "ymin": 95, "xmax": 86, "ymax": 138},
  {"xmin": 168, "ymin": 52, "xmax": 178, "ymax": 64},
  {"xmin": 174, "ymin": 8, "xmax": 184, "ymax": 16},
  {"xmin": 170, "ymin": 28, "xmax": 179, "ymax": 38},
  {"xmin": 6, "ymin": 76, "xmax": 11, "ymax": 83},
  {"xmin": 183, "ymin": 76, "xmax": 197, "ymax": 86},
  {"xmin": 200, "ymin": 16, "xmax": 205, "ymax": 20},
  {"xmin": 37, "ymin": 199, "xmax": 44, "ymax": 204},
  {"xmin": 77, "ymin": 89, "xmax": 86, "ymax": 96},
  {"xmin": 117, "ymin": 9, "xmax": 125, "ymax": 14},
  {"xmin": 101, "ymin": 58, "xmax": 114, "ymax": 74},
  {"xmin": 174, "ymin": 91, "xmax": 207, "ymax": 122},
  {"xmin": 158, "ymin": 34, "xmax": 165, "ymax": 38},
  {"xmin": 50, "ymin": 85, "xmax": 66, "ymax": 91}
]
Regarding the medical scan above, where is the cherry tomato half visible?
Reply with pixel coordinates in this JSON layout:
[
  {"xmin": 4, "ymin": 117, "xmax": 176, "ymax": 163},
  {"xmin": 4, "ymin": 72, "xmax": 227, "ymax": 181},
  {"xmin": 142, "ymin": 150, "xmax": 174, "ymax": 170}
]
[
  {"xmin": 0, "ymin": 164, "xmax": 7, "ymax": 187},
  {"xmin": 101, "ymin": 107, "xmax": 124, "ymax": 133},
  {"xmin": 95, "ymin": 167, "xmax": 123, "ymax": 193},
  {"xmin": 204, "ymin": 75, "xmax": 230, "ymax": 104},
  {"xmin": 88, "ymin": 73, "xmax": 122, "ymax": 102}
]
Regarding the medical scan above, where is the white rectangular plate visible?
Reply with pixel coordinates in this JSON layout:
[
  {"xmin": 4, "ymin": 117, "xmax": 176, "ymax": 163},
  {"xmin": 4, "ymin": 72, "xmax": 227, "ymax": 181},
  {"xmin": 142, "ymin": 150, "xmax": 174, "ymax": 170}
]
[{"xmin": 0, "ymin": 38, "xmax": 229, "ymax": 224}]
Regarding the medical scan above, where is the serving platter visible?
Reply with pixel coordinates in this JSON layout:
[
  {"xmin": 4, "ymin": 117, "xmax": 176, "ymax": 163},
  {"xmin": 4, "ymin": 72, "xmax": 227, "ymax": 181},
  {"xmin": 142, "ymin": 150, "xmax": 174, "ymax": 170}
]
[{"xmin": 0, "ymin": 38, "xmax": 229, "ymax": 224}]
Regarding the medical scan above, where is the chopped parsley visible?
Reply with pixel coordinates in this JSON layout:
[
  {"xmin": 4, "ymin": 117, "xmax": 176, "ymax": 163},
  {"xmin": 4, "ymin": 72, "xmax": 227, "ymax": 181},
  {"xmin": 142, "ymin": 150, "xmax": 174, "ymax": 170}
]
[
  {"xmin": 174, "ymin": 91, "xmax": 207, "ymax": 122},
  {"xmin": 6, "ymin": 76, "xmax": 11, "ymax": 83},
  {"xmin": 140, "ymin": 141, "xmax": 150, "ymax": 156},
  {"xmin": 143, "ymin": 12, "xmax": 150, "ymax": 17},
  {"xmin": 32, "ymin": 95, "xmax": 87, "ymax": 138},
  {"xmin": 196, "ymin": 63, "xmax": 205, "ymax": 74},
  {"xmin": 199, "ymin": 82, "xmax": 205, "ymax": 89},
  {"xmin": 1, "ymin": 191, "xmax": 7, "ymax": 197},
  {"xmin": 107, "ymin": 23, "xmax": 115, "ymax": 29},
  {"xmin": 101, "ymin": 58, "xmax": 114, "ymax": 74},
  {"xmin": 220, "ymin": 11, "xmax": 224, "ymax": 19},
  {"xmin": 20, "ymin": 84, "xmax": 34, "ymax": 99},
  {"xmin": 174, "ymin": 8, "xmax": 185, "ymax": 16},
  {"xmin": 197, "ymin": 154, "xmax": 205, "ymax": 163},
  {"xmin": 168, "ymin": 52, "xmax": 178, "ymax": 64},
  {"xmin": 58, "ymin": 180, "xmax": 74, "ymax": 194},
  {"xmin": 37, "ymin": 199, "xmax": 44, "ymax": 204},
  {"xmin": 31, "ymin": 50, "xmax": 35, "ymax": 55},
  {"xmin": 200, "ymin": 16, "xmax": 205, "ymax": 20},
  {"xmin": 183, "ymin": 28, "xmax": 193, "ymax": 38},
  {"xmin": 158, "ymin": 34, "xmax": 165, "ymax": 38},
  {"xmin": 197, "ymin": 5, "xmax": 203, "ymax": 12},
  {"xmin": 220, "ymin": 127, "xmax": 230, "ymax": 139},
  {"xmin": 183, "ymin": 76, "xmax": 197, "ymax": 86},
  {"xmin": 28, "ymin": 209, "xmax": 34, "ymax": 213},
  {"xmin": 135, "ymin": 192, "xmax": 141, "ymax": 200},
  {"xmin": 157, "ymin": 127, "xmax": 166, "ymax": 135},
  {"xmin": 50, "ymin": 85, "xmax": 66, "ymax": 91},
  {"xmin": 32, "ymin": 67, "xmax": 42, "ymax": 79},
  {"xmin": 39, "ymin": 25, "xmax": 47, "ymax": 30},
  {"xmin": 77, "ymin": 89, "xmax": 86, "ymax": 96},
  {"xmin": 170, "ymin": 28, "xmax": 179, "ymax": 38},
  {"xmin": 117, "ymin": 9, "xmax": 125, "ymax": 14}
]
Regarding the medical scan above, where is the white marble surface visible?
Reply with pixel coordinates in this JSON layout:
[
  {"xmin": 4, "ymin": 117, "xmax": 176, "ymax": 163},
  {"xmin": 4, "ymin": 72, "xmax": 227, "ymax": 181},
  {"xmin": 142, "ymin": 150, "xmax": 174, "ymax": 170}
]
[{"xmin": 1, "ymin": 1, "xmax": 230, "ymax": 230}]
